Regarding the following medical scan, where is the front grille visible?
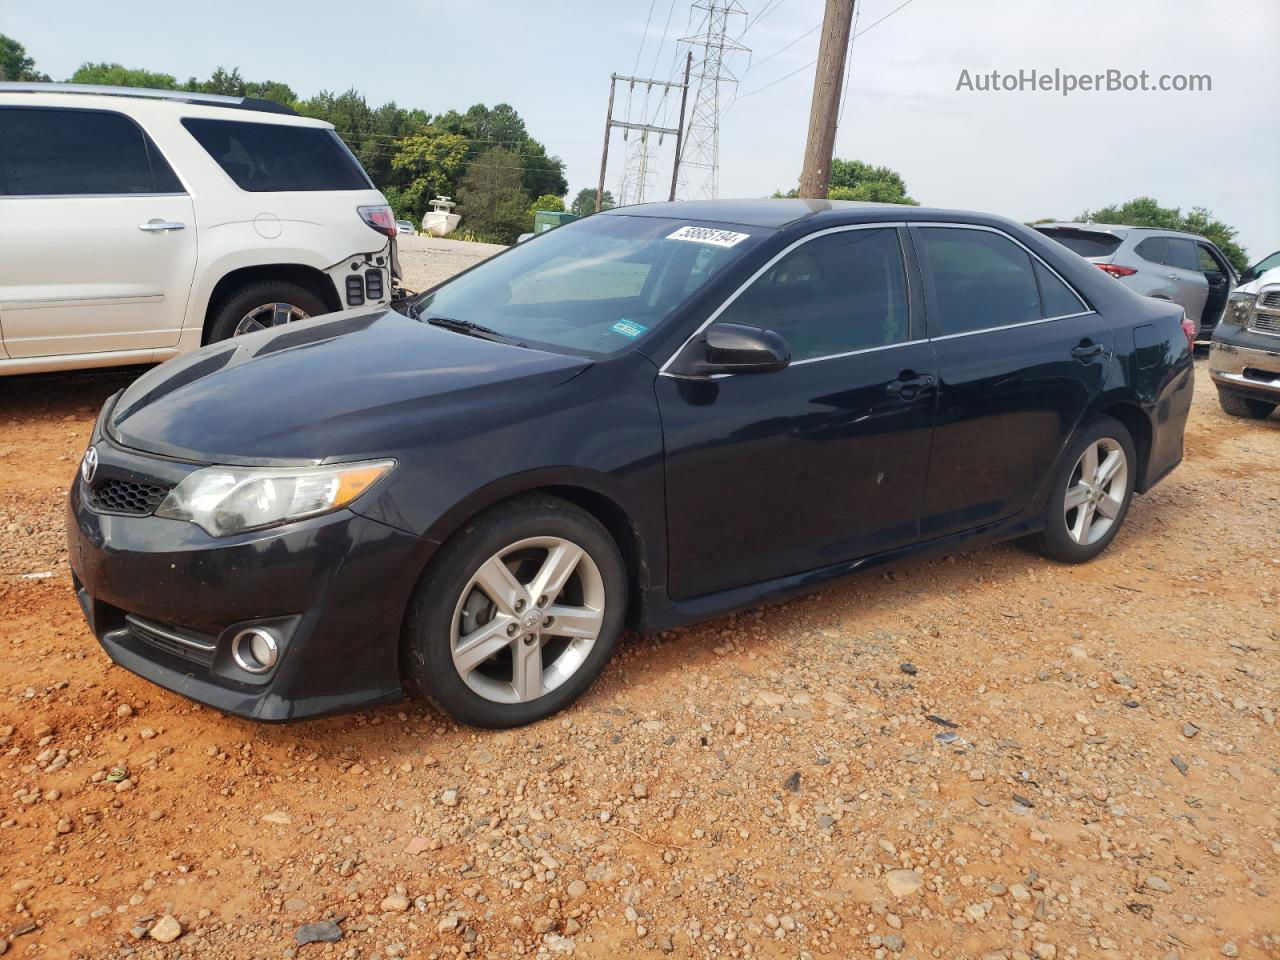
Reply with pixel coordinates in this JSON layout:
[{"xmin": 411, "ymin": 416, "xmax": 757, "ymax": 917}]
[
  {"xmin": 1259, "ymin": 290, "xmax": 1280, "ymax": 309},
  {"xmin": 125, "ymin": 615, "xmax": 216, "ymax": 668},
  {"xmin": 1249, "ymin": 312, "xmax": 1280, "ymax": 336},
  {"xmin": 89, "ymin": 478, "xmax": 171, "ymax": 515}
]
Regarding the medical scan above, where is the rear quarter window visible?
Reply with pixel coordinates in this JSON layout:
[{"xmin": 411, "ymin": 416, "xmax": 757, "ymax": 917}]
[
  {"xmin": 1034, "ymin": 228, "xmax": 1122, "ymax": 259},
  {"xmin": 181, "ymin": 118, "xmax": 372, "ymax": 192}
]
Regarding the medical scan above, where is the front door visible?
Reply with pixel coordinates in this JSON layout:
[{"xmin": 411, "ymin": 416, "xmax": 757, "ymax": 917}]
[
  {"xmin": 658, "ymin": 225, "xmax": 936, "ymax": 600},
  {"xmin": 0, "ymin": 106, "xmax": 196, "ymax": 359},
  {"xmin": 912, "ymin": 225, "xmax": 1112, "ymax": 538}
]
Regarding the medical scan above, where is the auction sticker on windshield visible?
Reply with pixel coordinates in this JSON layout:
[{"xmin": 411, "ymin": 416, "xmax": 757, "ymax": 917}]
[{"xmin": 666, "ymin": 226, "xmax": 750, "ymax": 247}]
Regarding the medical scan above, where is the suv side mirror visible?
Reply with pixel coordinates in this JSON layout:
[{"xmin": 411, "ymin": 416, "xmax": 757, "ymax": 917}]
[{"xmin": 677, "ymin": 322, "xmax": 791, "ymax": 376}]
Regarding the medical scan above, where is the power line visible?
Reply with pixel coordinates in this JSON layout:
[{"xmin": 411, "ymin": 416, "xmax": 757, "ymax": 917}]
[
  {"xmin": 633, "ymin": 0, "xmax": 660, "ymax": 73},
  {"xmin": 741, "ymin": 0, "xmax": 786, "ymax": 35},
  {"xmin": 736, "ymin": 0, "xmax": 922, "ymax": 100}
]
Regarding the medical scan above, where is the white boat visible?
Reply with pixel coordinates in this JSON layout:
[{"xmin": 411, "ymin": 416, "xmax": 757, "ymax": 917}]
[{"xmin": 421, "ymin": 196, "xmax": 461, "ymax": 237}]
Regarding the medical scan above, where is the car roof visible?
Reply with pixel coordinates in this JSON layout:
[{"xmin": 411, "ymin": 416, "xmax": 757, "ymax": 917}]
[
  {"xmin": 0, "ymin": 82, "xmax": 312, "ymax": 124},
  {"xmin": 1036, "ymin": 222, "xmax": 1211, "ymax": 243},
  {"xmin": 603, "ymin": 198, "xmax": 1033, "ymax": 231}
]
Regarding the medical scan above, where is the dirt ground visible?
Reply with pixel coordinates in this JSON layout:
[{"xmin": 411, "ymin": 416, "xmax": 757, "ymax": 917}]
[{"xmin": 1, "ymin": 244, "xmax": 1277, "ymax": 960}]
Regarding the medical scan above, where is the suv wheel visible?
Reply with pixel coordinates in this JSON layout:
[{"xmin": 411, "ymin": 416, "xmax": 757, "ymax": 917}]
[
  {"xmin": 1217, "ymin": 389, "xmax": 1276, "ymax": 420},
  {"xmin": 206, "ymin": 281, "xmax": 329, "ymax": 343},
  {"xmin": 1034, "ymin": 416, "xmax": 1137, "ymax": 564},
  {"xmin": 404, "ymin": 495, "xmax": 627, "ymax": 728}
]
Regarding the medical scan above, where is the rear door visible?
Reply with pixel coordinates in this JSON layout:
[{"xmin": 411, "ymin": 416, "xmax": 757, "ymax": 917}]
[
  {"xmin": 658, "ymin": 225, "xmax": 936, "ymax": 600},
  {"xmin": 913, "ymin": 224, "xmax": 1111, "ymax": 539},
  {"xmin": 1163, "ymin": 237, "xmax": 1209, "ymax": 323},
  {"xmin": 0, "ymin": 106, "xmax": 196, "ymax": 358}
]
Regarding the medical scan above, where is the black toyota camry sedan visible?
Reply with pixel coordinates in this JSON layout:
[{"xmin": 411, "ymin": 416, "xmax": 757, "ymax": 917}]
[{"xmin": 68, "ymin": 200, "xmax": 1195, "ymax": 728}]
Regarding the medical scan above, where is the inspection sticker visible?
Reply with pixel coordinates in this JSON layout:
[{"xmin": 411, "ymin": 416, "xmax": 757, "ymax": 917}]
[
  {"xmin": 666, "ymin": 225, "xmax": 750, "ymax": 248},
  {"xmin": 612, "ymin": 319, "xmax": 648, "ymax": 339}
]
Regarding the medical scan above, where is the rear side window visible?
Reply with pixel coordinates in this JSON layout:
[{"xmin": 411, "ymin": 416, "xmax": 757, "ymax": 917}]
[
  {"xmin": 920, "ymin": 228, "xmax": 1042, "ymax": 335},
  {"xmin": 1034, "ymin": 262, "xmax": 1085, "ymax": 317},
  {"xmin": 715, "ymin": 227, "xmax": 909, "ymax": 361},
  {"xmin": 181, "ymin": 118, "xmax": 372, "ymax": 192},
  {"xmin": 1165, "ymin": 238, "xmax": 1200, "ymax": 272},
  {"xmin": 1135, "ymin": 237, "xmax": 1168, "ymax": 265},
  {"xmin": 0, "ymin": 107, "xmax": 182, "ymax": 196},
  {"xmin": 1034, "ymin": 228, "xmax": 1122, "ymax": 259}
]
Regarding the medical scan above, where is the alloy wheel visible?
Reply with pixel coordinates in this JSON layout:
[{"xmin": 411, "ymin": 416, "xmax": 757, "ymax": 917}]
[
  {"xmin": 1063, "ymin": 437, "xmax": 1128, "ymax": 546},
  {"xmin": 233, "ymin": 302, "xmax": 310, "ymax": 336},
  {"xmin": 449, "ymin": 536, "xmax": 605, "ymax": 704}
]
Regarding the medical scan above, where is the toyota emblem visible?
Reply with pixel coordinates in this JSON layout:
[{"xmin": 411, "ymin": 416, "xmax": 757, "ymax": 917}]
[{"xmin": 80, "ymin": 445, "xmax": 99, "ymax": 484}]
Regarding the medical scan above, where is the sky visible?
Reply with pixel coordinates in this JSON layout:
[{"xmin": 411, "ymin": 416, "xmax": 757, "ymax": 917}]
[{"xmin": 5, "ymin": 0, "xmax": 1278, "ymax": 258}]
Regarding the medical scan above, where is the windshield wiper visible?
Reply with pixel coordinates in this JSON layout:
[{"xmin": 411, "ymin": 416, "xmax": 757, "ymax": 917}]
[{"xmin": 421, "ymin": 314, "xmax": 525, "ymax": 347}]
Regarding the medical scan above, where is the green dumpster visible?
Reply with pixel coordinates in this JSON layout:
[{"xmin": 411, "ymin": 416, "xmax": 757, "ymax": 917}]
[{"xmin": 533, "ymin": 210, "xmax": 578, "ymax": 234}]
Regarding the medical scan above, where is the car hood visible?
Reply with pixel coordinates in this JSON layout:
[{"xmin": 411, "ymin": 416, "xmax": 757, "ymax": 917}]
[{"xmin": 108, "ymin": 308, "xmax": 592, "ymax": 464}]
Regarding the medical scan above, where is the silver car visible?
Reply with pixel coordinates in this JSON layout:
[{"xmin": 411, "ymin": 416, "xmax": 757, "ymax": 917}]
[{"xmin": 1035, "ymin": 224, "xmax": 1237, "ymax": 339}]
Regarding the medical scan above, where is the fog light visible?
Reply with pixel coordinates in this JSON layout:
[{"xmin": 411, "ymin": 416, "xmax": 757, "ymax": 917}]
[{"xmin": 231, "ymin": 627, "xmax": 279, "ymax": 674}]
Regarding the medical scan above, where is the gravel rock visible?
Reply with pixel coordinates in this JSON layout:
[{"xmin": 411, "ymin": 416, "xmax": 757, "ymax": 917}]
[
  {"xmin": 884, "ymin": 869, "xmax": 924, "ymax": 897},
  {"xmin": 148, "ymin": 915, "xmax": 182, "ymax": 943},
  {"xmin": 381, "ymin": 893, "xmax": 411, "ymax": 912},
  {"xmin": 294, "ymin": 921, "xmax": 343, "ymax": 946}
]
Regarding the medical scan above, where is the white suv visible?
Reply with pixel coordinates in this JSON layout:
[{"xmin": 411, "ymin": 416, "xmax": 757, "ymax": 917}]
[{"xmin": 0, "ymin": 83, "xmax": 398, "ymax": 375}]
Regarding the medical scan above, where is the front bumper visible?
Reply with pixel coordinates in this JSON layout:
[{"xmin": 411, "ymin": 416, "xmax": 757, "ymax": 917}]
[
  {"xmin": 1209, "ymin": 338, "xmax": 1280, "ymax": 402},
  {"xmin": 67, "ymin": 445, "xmax": 435, "ymax": 722}
]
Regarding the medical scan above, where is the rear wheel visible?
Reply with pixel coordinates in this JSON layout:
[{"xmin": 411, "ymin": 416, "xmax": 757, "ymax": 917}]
[
  {"xmin": 1217, "ymin": 389, "xmax": 1276, "ymax": 420},
  {"xmin": 404, "ymin": 495, "xmax": 627, "ymax": 728},
  {"xmin": 1034, "ymin": 416, "xmax": 1136, "ymax": 563},
  {"xmin": 206, "ymin": 281, "xmax": 329, "ymax": 343}
]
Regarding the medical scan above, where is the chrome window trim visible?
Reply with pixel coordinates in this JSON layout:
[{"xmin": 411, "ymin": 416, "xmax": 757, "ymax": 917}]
[
  {"xmin": 0, "ymin": 192, "xmax": 189, "ymax": 200},
  {"xmin": 658, "ymin": 222, "xmax": 911, "ymax": 378},
  {"xmin": 928, "ymin": 311, "xmax": 1094, "ymax": 342}
]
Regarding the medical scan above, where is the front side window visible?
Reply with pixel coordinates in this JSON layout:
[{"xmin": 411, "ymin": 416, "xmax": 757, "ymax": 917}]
[
  {"xmin": 413, "ymin": 215, "xmax": 766, "ymax": 358},
  {"xmin": 181, "ymin": 118, "xmax": 372, "ymax": 192},
  {"xmin": 712, "ymin": 228, "xmax": 909, "ymax": 361},
  {"xmin": 919, "ymin": 227, "xmax": 1042, "ymax": 335},
  {"xmin": 0, "ymin": 107, "xmax": 179, "ymax": 196}
]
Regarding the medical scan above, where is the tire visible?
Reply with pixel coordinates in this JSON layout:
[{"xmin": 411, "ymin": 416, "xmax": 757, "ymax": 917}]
[
  {"xmin": 1033, "ymin": 416, "xmax": 1137, "ymax": 564},
  {"xmin": 205, "ymin": 281, "xmax": 330, "ymax": 343},
  {"xmin": 1217, "ymin": 389, "xmax": 1276, "ymax": 420},
  {"xmin": 403, "ymin": 495, "xmax": 627, "ymax": 728}
]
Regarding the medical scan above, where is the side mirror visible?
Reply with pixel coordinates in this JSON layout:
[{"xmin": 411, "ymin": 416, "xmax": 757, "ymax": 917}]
[
  {"xmin": 678, "ymin": 322, "xmax": 791, "ymax": 376},
  {"xmin": 515, "ymin": 232, "xmax": 535, "ymax": 244}
]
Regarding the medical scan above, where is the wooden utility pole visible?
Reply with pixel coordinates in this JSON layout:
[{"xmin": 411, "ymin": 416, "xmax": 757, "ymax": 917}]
[
  {"xmin": 668, "ymin": 52, "xmax": 694, "ymax": 202},
  {"xmin": 798, "ymin": 0, "xmax": 855, "ymax": 199},
  {"xmin": 595, "ymin": 77, "xmax": 617, "ymax": 214}
]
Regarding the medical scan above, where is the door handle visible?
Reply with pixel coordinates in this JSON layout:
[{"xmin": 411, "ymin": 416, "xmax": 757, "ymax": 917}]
[
  {"xmin": 886, "ymin": 373, "xmax": 935, "ymax": 399},
  {"xmin": 138, "ymin": 220, "xmax": 185, "ymax": 232},
  {"xmin": 1071, "ymin": 341, "xmax": 1104, "ymax": 360},
  {"xmin": 1167, "ymin": 273, "xmax": 1178, "ymax": 280}
]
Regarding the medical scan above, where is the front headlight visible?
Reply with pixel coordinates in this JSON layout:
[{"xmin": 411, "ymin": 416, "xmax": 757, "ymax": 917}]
[
  {"xmin": 1225, "ymin": 291, "xmax": 1257, "ymax": 328},
  {"xmin": 156, "ymin": 459, "xmax": 395, "ymax": 537}
]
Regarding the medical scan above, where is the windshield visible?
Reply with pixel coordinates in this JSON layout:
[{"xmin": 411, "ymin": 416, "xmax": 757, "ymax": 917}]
[
  {"xmin": 411, "ymin": 215, "xmax": 767, "ymax": 357},
  {"xmin": 1034, "ymin": 227, "xmax": 1122, "ymax": 259},
  {"xmin": 1242, "ymin": 250, "xmax": 1280, "ymax": 284}
]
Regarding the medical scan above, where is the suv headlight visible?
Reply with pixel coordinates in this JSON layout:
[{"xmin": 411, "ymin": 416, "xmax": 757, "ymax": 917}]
[
  {"xmin": 156, "ymin": 459, "xmax": 395, "ymax": 537},
  {"xmin": 1225, "ymin": 290, "xmax": 1257, "ymax": 328}
]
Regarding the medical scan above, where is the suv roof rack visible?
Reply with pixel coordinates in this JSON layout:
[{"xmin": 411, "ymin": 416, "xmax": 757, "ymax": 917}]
[{"xmin": 0, "ymin": 82, "xmax": 298, "ymax": 116}]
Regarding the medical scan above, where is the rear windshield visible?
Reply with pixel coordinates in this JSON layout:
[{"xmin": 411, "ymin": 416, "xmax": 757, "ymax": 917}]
[
  {"xmin": 1034, "ymin": 228, "xmax": 1122, "ymax": 259},
  {"xmin": 181, "ymin": 118, "xmax": 371, "ymax": 192}
]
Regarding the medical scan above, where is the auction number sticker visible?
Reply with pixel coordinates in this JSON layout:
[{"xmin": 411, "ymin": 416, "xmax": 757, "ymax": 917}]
[
  {"xmin": 612, "ymin": 319, "xmax": 648, "ymax": 339},
  {"xmin": 666, "ymin": 225, "xmax": 750, "ymax": 247}
]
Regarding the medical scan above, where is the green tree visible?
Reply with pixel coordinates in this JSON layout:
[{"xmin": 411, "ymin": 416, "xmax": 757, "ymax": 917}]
[
  {"xmin": 0, "ymin": 34, "xmax": 48, "ymax": 81},
  {"xmin": 570, "ymin": 188, "xmax": 614, "ymax": 218},
  {"xmin": 388, "ymin": 131, "xmax": 470, "ymax": 223},
  {"xmin": 71, "ymin": 62, "xmax": 178, "ymax": 88},
  {"xmin": 774, "ymin": 158, "xmax": 917, "ymax": 205},
  {"xmin": 456, "ymin": 147, "xmax": 532, "ymax": 244},
  {"xmin": 1078, "ymin": 197, "xmax": 1248, "ymax": 272}
]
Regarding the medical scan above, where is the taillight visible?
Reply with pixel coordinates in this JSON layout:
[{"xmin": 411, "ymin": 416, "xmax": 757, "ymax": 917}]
[
  {"xmin": 1180, "ymin": 314, "xmax": 1196, "ymax": 351},
  {"xmin": 357, "ymin": 204, "xmax": 397, "ymax": 238},
  {"xmin": 1095, "ymin": 263, "xmax": 1137, "ymax": 278}
]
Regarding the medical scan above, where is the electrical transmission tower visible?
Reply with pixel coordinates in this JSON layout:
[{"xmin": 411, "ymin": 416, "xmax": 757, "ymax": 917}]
[{"xmin": 678, "ymin": 0, "xmax": 749, "ymax": 200}]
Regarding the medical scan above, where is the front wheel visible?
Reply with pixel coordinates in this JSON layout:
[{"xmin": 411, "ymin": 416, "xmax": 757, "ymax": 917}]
[
  {"xmin": 1217, "ymin": 389, "xmax": 1276, "ymax": 420},
  {"xmin": 1034, "ymin": 416, "xmax": 1137, "ymax": 564},
  {"xmin": 205, "ymin": 281, "xmax": 329, "ymax": 343},
  {"xmin": 404, "ymin": 495, "xmax": 627, "ymax": 728}
]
